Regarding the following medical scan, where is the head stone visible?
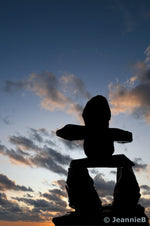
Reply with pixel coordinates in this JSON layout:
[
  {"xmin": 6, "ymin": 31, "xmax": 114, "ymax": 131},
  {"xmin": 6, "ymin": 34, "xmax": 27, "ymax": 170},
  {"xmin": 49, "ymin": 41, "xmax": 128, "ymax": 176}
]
[{"xmin": 82, "ymin": 95, "xmax": 111, "ymax": 126}]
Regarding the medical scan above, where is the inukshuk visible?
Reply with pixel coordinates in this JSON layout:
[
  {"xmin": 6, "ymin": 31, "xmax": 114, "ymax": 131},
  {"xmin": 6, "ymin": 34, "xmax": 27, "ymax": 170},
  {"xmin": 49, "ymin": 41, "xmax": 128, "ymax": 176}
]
[{"xmin": 53, "ymin": 95, "xmax": 149, "ymax": 225}]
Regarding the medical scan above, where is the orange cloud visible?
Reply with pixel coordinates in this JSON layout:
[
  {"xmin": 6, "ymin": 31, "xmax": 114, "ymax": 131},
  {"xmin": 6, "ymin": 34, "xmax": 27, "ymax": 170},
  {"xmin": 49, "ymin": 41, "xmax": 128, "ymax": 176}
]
[
  {"xmin": 4, "ymin": 71, "xmax": 91, "ymax": 121},
  {"xmin": 109, "ymin": 83, "xmax": 141, "ymax": 115},
  {"xmin": 109, "ymin": 46, "xmax": 150, "ymax": 124}
]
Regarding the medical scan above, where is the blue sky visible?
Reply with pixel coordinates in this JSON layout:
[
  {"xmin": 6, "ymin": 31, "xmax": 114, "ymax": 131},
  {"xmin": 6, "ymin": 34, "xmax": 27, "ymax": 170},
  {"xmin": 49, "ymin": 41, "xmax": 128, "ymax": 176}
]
[{"xmin": 1, "ymin": 0, "xmax": 150, "ymax": 224}]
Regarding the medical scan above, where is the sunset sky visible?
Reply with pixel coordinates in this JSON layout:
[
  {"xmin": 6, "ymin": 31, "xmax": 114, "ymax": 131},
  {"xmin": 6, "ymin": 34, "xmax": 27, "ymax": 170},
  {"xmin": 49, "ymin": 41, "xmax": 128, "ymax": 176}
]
[{"xmin": 1, "ymin": 0, "xmax": 150, "ymax": 225}]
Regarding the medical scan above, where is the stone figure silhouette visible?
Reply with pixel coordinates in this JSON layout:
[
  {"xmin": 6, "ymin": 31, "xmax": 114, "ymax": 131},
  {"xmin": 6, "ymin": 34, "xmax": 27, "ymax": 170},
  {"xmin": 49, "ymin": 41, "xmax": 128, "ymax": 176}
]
[
  {"xmin": 57, "ymin": 96, "xmax": 132, "ymax": 159},
  {"xmin": 53, "ymin": 95, "xmax": 149, "ymax": 225}
]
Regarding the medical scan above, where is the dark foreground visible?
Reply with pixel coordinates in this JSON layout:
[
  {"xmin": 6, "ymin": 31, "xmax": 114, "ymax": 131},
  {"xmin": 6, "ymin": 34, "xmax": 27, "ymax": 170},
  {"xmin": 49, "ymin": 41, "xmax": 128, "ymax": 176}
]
[{"xmin": 53, "ymin": 204, "xmax": 149, "ymax": 226}]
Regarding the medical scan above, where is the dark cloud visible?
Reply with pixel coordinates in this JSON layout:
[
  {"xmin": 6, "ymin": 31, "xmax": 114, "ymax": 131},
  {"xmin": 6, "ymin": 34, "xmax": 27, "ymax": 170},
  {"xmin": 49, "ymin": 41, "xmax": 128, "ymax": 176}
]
[
  {"xmin": 53, "ymin": 179, "xmax": 66, "ymax": 192},
  {"xmin": 140, "ymin": 185, "xmax": 150, "ymax": 195},
  {"xmin": 0, "ymin": 192, "xmax": 47, "ymax": 221},
  {"xmin": 110, "ymin": 170, "xmax": 117, "ymax": 175},
  {"xmin": 1, "ymin": 130, "xmax": 72, "ymax": 175},
  {"xmin": 14, "ymin": 197, "xmax": 64, "ymax": 212},
  {"xmin": 9, "ymin": 135, "xmax": 37, "ymax": 150},
  {"xmin": 133, "ymin": 158, "xmax": 148, "ymax": 172},
  {"xmin": 30, "ymin": 151, "xmax": 69, "ymax": 175},
  {"xmin": 9, "ymin": 133, "xmax": 71, "ymax": 165},
  {"xmin": 140, "ymin": 198, "xmax": 150, "ymax": 207},
  {"xmin": 42, "ymin": 179, "xmax": 71, "ymax": 214},
  {"xmin": 0, "ymin": 143, "xmax": 31, "ymax": 165},
  {"xmin": 45, "ymin": 147, "xmax": 71, "ymax": 165},
  {"xmin": 0, "ymin": 178, "xmax": 69, "ymax": 222},
  {"xmin": 0, "ymin": 174, "xmax": 33, "ymax": 192},
  {"xmin": 1, "ymin": 175, "xmax": 150, "ymax": 222},
  {"xmin": 49, "ymin": 188, "xmax": 67, "ymax": 198},
  {"xmin": 42, "ymin": 180, "xmax": 68, "ymax": 208},
  {"xmin": 24, "ymin": 193, "xmax": 34, "ymax": 198},
  {"xmin": 14, "ymin": 184, "xmax": 69, "ymax": 215},
  {"xmin": 29, "ymin": 128, "xmax": 44, "ymax": 143},
  {"xmin": 57, "ymin": 138, "xmax": 83, "ymax": 150},
  {"xmin": 94, "ymin": 173, "xmax": 115, "ymax": 198},
  {"xmin": 42, "ymin": 191, "xmax": 67, "ymax": 209},
  {"xmin": 0, "ymin": 192, "xmax": 22, "ymax": 218},
  {"xmin": 4, "ymin": 71, "xmax": 90, "ymax": 120}
]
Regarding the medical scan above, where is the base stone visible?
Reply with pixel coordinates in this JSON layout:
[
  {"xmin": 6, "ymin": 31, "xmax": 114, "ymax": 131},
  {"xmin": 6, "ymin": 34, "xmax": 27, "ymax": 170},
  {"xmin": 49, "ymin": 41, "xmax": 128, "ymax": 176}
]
[{"xmin": 53, "ymin": 155, "xmax": 149, "ymax": 226}]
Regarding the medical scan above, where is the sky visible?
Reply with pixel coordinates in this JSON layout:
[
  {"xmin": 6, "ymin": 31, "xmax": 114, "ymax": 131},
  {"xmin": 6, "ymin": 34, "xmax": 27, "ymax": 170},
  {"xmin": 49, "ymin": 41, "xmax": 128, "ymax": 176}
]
[{"xmin": 1, "ymin": 0, "xmax": 150, "ymax": 225}]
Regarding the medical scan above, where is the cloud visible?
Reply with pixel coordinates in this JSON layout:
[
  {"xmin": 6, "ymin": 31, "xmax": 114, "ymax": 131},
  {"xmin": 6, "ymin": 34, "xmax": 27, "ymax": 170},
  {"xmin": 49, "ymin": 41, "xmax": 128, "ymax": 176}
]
[
  {"xmin": 53, "ymin": 179, "xmax": 66, "ymax": 192},
  {"xmin": 9, "ymin": 135, "xmax": 37, "ymax": 151},
  {"xmin": 140, "ymin": 185, "xmax": 150, "ymax": 195},
  {"xmin": 0, "ymin": 174, "xmax": 33, "ymax": 192},
  {"xmin": 57, "ymin": 138, "xmax": 83, "ymax": 150},
  {"xmin": 0, "ymin": 143, "xmax": 31, "ymax": 166},
  {"xmin": 0, "ymin": 192, "xmax": 22, "ymax": 221},
  {"xmin": 0, "ymin": 129, "xmax": 72, "ymax": 175},
  {"xmin": 42, "ymin": 190, "xmax": 67, "ymax": 209},
  {"xmin": 94, "ymin": 173, "xmax": 115, "ymax": 198},
  {"xmin": 29, "ymin": 128, "xmax": 45, "ymax": 143},
  {"xmin": 110, "ymin": 170, "xmax": 117, "ymax": 175},
  {"xmin": 42, "ymin": 180, "xmax": 68, "ymax": 207},
  {"xmin": 60, "ymin": 73, "xmax": 91, "ymax": 99},
  {"xmin": 29, "ymin": 128, "xmax": 56, "ymax": 147},
  {"xmin": 4, "ymin": 71, "xmax": 91, "ymax": 120},
  {"xmin": 0, "ymin": 192, "xmax": 47, "ymax": 222},
  {"xmin": 139, "ymin": 198, "xmax": 150, "ymax": 219},
  {"xmin": 1, "ymin": 174, "xmax": 150, "ymax": 222},
  {"xmin": 133, "ymin": 158, "xmax": 148, "ymax": 172},
  {"xmin": 0, "ymin": 177, "xmax": 69, "ymax": 222},
  {"xmin": 14, "ymin": 197, "xmax": 66, "ymax": 213},
  {"xmin": 140, "ymin": 197, "xmax": 150, "ymax": 207},
  {"xmin": 27, "ymin": 72, "xmax": 71, "ymax": 112},
  {"xmin": 30, "ymin": 150, "xmax": 69, "ymax": 175},
  {"xmin": 109, "ymin": 45, "xmax": 150, "ymax": 124},
  {"xmin": 12, "ymin": 179, "xmax": 70, "ymax": 220}
]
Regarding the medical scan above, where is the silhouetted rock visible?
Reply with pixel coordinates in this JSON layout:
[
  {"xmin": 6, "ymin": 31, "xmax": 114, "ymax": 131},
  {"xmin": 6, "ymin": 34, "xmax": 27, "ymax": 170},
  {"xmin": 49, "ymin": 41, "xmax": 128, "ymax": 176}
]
[
  {"xmin": 113, "ymin": 167, "xmax": 141, "ymax": 212},
  {"xmin": 53, "ymin": 95, "xmax": 149, "ymax": 225},
  {"xmin": 66, "ymin": 165, "xmax": 102, "ymax": 215}
]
